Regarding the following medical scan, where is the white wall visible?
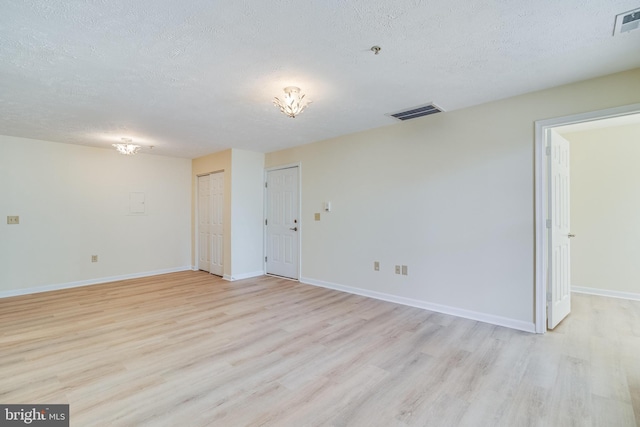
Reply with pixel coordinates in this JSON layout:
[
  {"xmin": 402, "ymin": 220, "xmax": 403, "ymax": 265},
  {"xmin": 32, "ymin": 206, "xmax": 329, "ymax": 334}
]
[
  {"xmin": 566, "ymin": 123, "xmax": 640, "ymax": 297},
  {"xmin": 230, "ymin": 149, "xmax": 265, "ymax": 279},
  {"xmin": 266, "ymin": 68, "xmax": 640, "ymax": 330},
  {"xmin": 0, "ymin": 136, "xmax": 192, "ymax": 294}
]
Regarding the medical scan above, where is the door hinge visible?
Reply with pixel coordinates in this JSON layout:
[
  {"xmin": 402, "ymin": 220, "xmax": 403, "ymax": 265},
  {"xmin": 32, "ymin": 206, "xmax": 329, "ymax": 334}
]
[
  {"xmin": 546, "ymin": 219, "xmax": 552, "ymax": 229},
  {"xmin": 265, "ymin": 256, "xmax": 267, "ymax": 262},
  {"xmin": 545, "ymin": 146, "xmax": 551, "ymax": 156},
  {"xmin": 265, "ymin": 182, "xmax": 268, "ymax": 188},
  {"xmin": 546, "ymin": 292, "xmax": 552, "ymax": 302},
  {"xmin": 265, "ymin": 219, "xmax": 268, "ymax": 226}
]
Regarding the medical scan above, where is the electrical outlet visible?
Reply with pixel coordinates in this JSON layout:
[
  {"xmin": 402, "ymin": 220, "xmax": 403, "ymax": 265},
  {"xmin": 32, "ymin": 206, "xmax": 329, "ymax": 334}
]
[
  {"xmin": 402, "ymin": 265, "xmax": 408, "ymax": 276},
  {"xmin": 7, "ymin": 216, "xmax": 19, "ymax": 224},
  {"xmin": 395, "ymin": 265, "xmax": 401, "ymax": 274},
  {"xmin": 91, "ymin": 255, "xmax": 98, "ymax": 263},
  {"xmin": 374, "ymin": 261, "xmax": 380, "ymax": 271}
]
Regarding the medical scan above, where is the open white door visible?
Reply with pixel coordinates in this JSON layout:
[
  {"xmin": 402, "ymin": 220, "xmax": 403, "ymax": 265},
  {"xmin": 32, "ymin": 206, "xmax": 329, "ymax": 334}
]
[
  {"xmin": 547, "ymin": 129, "xmax": 571, "ymax": 329},
  {"xmin": 266, "ymin": 167, "xmax": 299, "ymax": 279}
]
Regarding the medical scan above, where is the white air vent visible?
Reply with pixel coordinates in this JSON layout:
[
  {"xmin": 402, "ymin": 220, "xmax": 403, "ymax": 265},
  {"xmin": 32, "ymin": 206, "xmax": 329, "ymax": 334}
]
[
  {"xmin": 613, "ymin": 7, "xmax": 640, "ymax": 35},
  {"xmin": 386, "ymin": 103, "xmax": 443, "ymax": 121}
]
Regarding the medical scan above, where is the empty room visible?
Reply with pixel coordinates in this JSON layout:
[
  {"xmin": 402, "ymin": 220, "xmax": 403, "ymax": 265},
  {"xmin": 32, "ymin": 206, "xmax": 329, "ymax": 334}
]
[{"xmin": 1, "ymin": 1, "xmax": 640, "ymax": 426}]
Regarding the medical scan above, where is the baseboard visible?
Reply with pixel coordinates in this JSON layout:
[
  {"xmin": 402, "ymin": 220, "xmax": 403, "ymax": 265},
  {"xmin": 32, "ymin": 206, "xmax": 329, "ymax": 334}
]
[
  {"xmin": 0, "ymin": 266, "xmax": 193, "ymax": 299},
  {"xmin": 223, "ymin": 271, "xmax": 265, "ymax": 282},
  {"xmin": 300, "ymin": 277, "xmax": 536, "ymax": 333},
  {"xmin": 572, "ymin": 286, "xmax": 640, "ymax": 301}
]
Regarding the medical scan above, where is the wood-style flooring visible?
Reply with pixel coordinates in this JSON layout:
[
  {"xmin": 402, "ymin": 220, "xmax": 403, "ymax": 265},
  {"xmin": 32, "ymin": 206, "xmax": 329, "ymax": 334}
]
[{"xmin": 1, "ymin": 271, "xmax": 639, "ymax": 426}]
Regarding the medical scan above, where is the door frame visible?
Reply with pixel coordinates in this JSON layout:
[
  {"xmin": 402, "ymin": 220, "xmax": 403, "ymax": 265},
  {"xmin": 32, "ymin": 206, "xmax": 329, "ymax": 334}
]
[
  {"xmin": 264, "ymin": 162, "xmax": 302, "ymax": 280},
  {"xmin": 195, "ymin": 169, "xmax": 225, "ymax": 275},
  {"xmin": 534, "ymin": 102, "xmax": 640, "ymax": 333}
]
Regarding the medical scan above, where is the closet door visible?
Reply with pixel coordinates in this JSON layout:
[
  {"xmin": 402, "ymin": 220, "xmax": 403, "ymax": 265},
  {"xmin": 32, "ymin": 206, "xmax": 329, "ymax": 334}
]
[
  {"xmin": 198, "ymin": 172, "xmax": 224, "ymax": 276},
  {"xmin": 209, "ymin": 172, "xmax": 224, "ymax": 276}
]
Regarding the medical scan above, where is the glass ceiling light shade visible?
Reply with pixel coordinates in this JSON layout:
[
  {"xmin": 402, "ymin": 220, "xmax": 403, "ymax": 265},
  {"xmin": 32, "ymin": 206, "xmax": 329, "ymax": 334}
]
[
  {"xmin": 112, "ymin": 138, "xmax": 141, "ymax": 155},
  {"xmin": 273, "ymin": 86, "xmax": 311, "ymax": 118}
]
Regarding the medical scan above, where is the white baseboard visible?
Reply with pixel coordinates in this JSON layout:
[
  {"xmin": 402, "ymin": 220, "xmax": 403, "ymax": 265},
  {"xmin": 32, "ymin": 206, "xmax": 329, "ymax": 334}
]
[
  {"xmin": 300, "ymin": 277, "xmax": 536, "ymax": 333},
  {"xmin": 572, "ymin": 286, "xmax": 640, "ymax": 301},
  {"xmin": 0, "ymin": 266, "xmax": 193, "ymax": 299},
  {"xmin": 223, "ymin": 271, "xmax": 265, "ymax": 282}
]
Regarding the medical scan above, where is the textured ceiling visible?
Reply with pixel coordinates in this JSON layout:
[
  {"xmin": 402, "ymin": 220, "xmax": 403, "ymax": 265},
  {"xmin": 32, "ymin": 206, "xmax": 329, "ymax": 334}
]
[{"xmin": 1, "ymin": 0, "xmax": 640, "ymax": 158}]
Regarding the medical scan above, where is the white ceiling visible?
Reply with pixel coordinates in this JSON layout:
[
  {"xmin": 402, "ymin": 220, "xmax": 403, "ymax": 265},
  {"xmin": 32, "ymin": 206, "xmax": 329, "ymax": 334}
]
[{"xmin": 1, "ymin": 1, "xmax": 639, "ymax": 158}]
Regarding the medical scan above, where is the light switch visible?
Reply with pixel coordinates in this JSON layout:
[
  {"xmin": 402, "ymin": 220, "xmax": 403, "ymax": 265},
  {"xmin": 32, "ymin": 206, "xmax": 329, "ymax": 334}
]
[{"xmin": 314, "ymin": 213, "xmax": 321, "ymax": 221}]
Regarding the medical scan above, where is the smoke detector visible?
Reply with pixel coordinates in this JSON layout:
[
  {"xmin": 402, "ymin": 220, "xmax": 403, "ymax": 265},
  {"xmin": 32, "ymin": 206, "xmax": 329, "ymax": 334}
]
[{"xmin": 613, "ymin": 7, "xmax": 640, "ymax": 35}]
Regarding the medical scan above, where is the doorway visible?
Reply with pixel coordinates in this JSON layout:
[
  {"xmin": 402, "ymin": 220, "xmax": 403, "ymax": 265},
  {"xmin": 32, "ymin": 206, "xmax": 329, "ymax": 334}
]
[
  {"xmin": 265, "ymin": 165, "xmax": 300, "ymax": 280},
  {"xmin": 534, "ymin": 103, "xmax": 640, "ymax": 333},
  {"xmin": 197, "ymin": 171, "xmax": 224, "ymax": 276}
]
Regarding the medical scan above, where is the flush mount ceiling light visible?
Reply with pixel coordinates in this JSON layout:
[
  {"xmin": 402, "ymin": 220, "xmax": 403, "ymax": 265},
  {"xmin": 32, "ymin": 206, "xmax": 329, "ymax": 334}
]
[
  {"xmin": 273, "ymin": 86, "xmax": 311, "ymax": 118},
  {"xmin": 112, "ymin": 138, "xmax": 141, "ymax": 155}
]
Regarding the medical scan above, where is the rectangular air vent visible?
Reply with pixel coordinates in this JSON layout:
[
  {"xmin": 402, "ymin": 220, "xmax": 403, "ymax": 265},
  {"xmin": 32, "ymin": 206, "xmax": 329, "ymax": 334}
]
[
  {"xmin": 613, "ymin": 8, "xmax": 640, "ymax": 35},
  {"xmin": 386, "ymin": 103, "xmax": 443, "ymax": 121}
]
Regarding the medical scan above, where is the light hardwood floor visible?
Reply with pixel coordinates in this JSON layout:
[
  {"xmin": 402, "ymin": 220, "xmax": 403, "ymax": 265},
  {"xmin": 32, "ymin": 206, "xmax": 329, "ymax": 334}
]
[{"xmin": 1, "ymin": 271, "xmax": 639, "ymax": 426}]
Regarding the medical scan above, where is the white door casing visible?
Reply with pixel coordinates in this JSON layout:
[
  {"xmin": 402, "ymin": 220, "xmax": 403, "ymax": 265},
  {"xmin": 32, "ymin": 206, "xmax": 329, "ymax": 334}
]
[
  {"xmin": 197, "ymin": 172, "xmax": 224, "ymax": 276},
  {"xmin": 266, "ymin": 167, "xmax": 299, "ymax": 279},
  {"xmin": 534, "ymin": 103, "xmax": 640, "ymax": 333},
  {"xmin": 547, "ymin": 129, "xmax": 571, "ymax": 329}
]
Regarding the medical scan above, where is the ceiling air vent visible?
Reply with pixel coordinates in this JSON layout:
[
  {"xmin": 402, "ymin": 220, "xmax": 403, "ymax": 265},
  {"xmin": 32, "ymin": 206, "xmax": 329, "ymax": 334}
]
[
  {"xmin": 613, "ymin": 7, "xmax": 640, "ymax": 35},
  {"xmin": 386, "ymin": 103, "xmax": 443, "ymax": 121}
]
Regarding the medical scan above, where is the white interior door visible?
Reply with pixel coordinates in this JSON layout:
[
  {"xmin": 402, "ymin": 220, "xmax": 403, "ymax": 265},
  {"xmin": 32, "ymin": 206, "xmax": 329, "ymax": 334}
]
[
  {"xmin": 198, "ymin": 175, "xmax": 211, "ymax": 272},
  {"xmin": 197, "ymin": 172, "xmax": 224, "ymax": 276},
  {"xmin": 266, "ymin": 167, "xmax": 299, "ymax": 279},
  {"xmin": 548, "ymin": 130, "xmax": 571, "ymax": 329},
  {"xmin": 210, "ymin": 172, "xmax": 224, "ymax": 276}
]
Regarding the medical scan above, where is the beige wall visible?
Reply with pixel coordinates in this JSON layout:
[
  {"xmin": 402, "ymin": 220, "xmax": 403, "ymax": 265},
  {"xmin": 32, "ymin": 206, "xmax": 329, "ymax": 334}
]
[
  {"xmin": 0, "ymin": 135, "xmax": 192, "ymax": 294},
  {"xmin": 566, "ymin": 123, "xmax": 640, "ymax": 296},
  {"xmin": 266, "ymin": 68, "xmax": 640, "ymax": 327},
  {"xmin": 230, "ymin": 149, "xmax": 265, "ymax": 278}
]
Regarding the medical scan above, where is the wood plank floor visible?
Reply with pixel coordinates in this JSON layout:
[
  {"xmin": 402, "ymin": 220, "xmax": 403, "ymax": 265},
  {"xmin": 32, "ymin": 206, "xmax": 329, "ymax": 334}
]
[{"xmin": 1, "ymin": 271, "xmax": 639, "ymax": 426}]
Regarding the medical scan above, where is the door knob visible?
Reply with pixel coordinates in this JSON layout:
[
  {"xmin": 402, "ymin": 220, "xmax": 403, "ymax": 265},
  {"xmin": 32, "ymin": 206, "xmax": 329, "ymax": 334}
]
[
  {"xmin": 568, "ymin": 233, "xmax": 576, "ymax": 238},
  {"xmin": 290, "ymin": 227, "xmax": 298, "ymax": 231}
]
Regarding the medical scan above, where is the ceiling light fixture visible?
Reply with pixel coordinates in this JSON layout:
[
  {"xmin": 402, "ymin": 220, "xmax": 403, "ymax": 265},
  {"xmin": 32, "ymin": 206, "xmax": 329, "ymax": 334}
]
[
  {"xmin": 112, "ymin": 138, "xmax": 141, "ymax": 155},
  {"xmin": 273, "ymin": 86, "xmax": 311, "ymax": 118}
]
